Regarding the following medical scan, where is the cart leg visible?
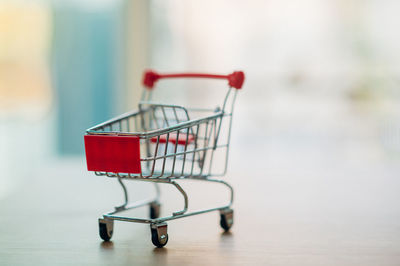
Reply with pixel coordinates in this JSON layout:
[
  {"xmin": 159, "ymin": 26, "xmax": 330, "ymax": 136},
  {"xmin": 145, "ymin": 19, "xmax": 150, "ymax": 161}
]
[
  {"xmin": 115, "ymin": 177, "xmax": 129, "ymax": 211},
  {"xmin": 149, "ymin": 201, "xmax": 161, "ymax": 219},
  {"xmin": 99, "ymin": 218, "xmax": 114, "ymax": 241},
  {"xmin": 149, "ymin": 182, "xmax": 162, "ymax": 219},
  {"xmin": 150, "ymin": 222, "xmax": 168, "ymax": 248},
  {"xmin": 219, "ymin": 208, "xmax": 234, "ymax": 232},
  {"xmin": 170, "ymin": 181, "xmax": 188, "ymax": 216}
]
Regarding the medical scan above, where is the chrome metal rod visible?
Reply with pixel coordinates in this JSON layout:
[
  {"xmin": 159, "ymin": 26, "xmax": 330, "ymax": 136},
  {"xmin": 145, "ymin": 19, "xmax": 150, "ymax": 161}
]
[
  {"xmin": 117, "ymin": 177, "xmax": 129, "ymax": 207},
  {"xmin": 195, "ymin": 177, "xmax": 234, "ymax": 207},
  {"xmin": 107, "ymin": 197, "xmax": 156, "ymax": 215},
  {"xmin": 171, "ymin": 181, "xmax": 188, "ymax": 216},
  {"xmin": 104, "ymin": 205, "xmax": 229, "ymax": 224},
  {"xmin": 103, "ymin": 177, "xmax": 233, "ymax": 225}
]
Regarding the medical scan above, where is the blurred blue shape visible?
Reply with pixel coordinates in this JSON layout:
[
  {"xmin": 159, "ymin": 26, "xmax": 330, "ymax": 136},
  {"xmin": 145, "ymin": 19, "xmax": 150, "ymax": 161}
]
[{"xmin": 51, "ymin": 4, "xmax": 121, "ymax": 155}]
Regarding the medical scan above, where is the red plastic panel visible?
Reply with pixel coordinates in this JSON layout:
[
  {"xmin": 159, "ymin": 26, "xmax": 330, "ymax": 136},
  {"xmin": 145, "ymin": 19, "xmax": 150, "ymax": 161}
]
[
  {"xmin": 150, "ymin": 133, "xmax": 195, "ymax": 145},
  {"xmin": 84, "ymin": 135, "xmax": 141, "ymax": 174}
]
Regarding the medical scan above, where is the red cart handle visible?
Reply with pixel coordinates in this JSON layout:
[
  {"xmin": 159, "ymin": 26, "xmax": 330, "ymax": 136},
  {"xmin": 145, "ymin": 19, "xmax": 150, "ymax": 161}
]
[{"xmin": 143, "ymin": 70, "xmax": 245, "ymax": 90}]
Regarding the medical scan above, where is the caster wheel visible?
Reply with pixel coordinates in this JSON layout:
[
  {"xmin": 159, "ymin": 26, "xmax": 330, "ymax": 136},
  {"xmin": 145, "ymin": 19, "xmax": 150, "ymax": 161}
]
[
  {"xmin": 150, "ymin": 202, "xmax": 161, "ymax": 219},
  {"xmin": 220, "ymin": 208, "xmax": 234, "ymax": 232},
  {"xmin": 150, "ymin": 223, "xmax": 168, "ymax": 248},
  {"xmin": 99, "ymin": 218, "xmax": 114, "ymax": 241}
]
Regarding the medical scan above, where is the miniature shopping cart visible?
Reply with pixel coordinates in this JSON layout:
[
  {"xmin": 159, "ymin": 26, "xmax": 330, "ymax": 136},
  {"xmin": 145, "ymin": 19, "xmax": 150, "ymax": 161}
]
[{"xmin": 84, "ymin": 70, "xmax": 245, "ymax": 247}]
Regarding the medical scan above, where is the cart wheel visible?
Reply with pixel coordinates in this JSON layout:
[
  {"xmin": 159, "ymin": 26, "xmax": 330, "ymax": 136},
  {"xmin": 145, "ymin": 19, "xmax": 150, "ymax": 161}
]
[
  {"xmin": 99, "ymin": 218, "xmax": 114, "ymax": 241},
  {"xmin": 220, "ymin": 208, "xmax": 234, "ymax": 232},
  {"xmin": 149, "ymin": 202, "xmax": 161, "ymax": 219},
  {"xmin": 150, "ymin": 223, "xmax": 168, "ymax": 248}
]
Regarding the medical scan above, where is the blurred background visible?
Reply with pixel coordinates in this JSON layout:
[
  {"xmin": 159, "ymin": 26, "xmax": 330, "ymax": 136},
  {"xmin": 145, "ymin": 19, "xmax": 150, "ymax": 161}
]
[{"xmin": 1, "ymin": 0, "xmax": 400, "ymax": 264}]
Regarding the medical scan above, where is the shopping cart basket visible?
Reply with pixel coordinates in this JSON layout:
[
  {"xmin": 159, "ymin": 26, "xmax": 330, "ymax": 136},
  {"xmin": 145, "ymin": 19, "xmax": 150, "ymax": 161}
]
[{"xmin": 84, "ymin": 70, "xmax": 245, "ymax": 247}]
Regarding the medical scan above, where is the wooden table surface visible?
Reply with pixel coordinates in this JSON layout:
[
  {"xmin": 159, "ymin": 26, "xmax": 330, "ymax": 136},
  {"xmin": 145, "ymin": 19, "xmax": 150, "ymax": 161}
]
[{"xmin": 1, "ymin": 106, "xmax": 400, "ymax": 265}]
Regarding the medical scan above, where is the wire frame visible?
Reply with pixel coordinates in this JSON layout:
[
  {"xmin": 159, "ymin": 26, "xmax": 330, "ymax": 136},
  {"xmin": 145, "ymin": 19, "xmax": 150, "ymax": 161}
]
[{"xmin": 87, "ymin": 88, "xmax": 237, "ymax": 179}]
